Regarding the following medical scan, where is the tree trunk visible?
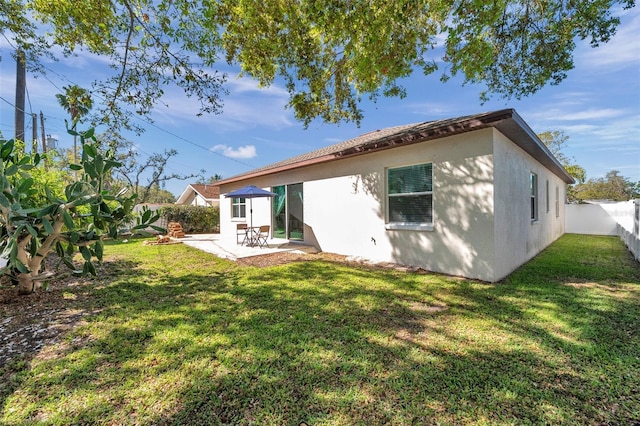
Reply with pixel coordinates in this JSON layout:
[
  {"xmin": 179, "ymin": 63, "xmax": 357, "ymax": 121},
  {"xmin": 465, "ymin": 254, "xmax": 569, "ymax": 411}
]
[
  {"xmin": 17, "ymin": 272, "xmax": 36, "ymax": 295},
  {"xmin": 16, "ymin": 234, "xmax": 47, "ymax": 295}
]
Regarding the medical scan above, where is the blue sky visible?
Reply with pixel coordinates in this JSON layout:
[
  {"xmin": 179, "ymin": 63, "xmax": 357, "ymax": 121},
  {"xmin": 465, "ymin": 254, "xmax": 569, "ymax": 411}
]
[{"xmin": 1, "ymin": 6, "xmax": 638, "ymax": 198}]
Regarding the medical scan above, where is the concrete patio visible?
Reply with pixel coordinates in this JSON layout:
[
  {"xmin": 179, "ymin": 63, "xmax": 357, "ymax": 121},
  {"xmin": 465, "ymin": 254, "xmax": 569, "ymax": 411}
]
[{"xmin": 177, "ymin": 233, "xmax": 318, "ymax": 261}]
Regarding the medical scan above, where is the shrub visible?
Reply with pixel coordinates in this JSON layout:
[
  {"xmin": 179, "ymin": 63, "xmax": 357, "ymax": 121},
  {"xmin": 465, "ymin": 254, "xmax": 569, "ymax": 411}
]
[{"xmin": 160, "ymin": 205, "xmax": 219, "ymax": 233}]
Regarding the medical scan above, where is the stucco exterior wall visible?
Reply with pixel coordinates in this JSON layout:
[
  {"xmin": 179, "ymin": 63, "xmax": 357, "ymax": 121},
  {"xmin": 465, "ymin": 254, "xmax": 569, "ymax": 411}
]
[
  {"xmin": 492, "ymin": 130, "xmax": 566, "ymax": 280},
  {"xmin": 221, "ymin": 129, "xmax": 499, "ymax": 281},
  {"xmin": 219, "ymin": 127, "xmax": 568, "ymax": 282}
]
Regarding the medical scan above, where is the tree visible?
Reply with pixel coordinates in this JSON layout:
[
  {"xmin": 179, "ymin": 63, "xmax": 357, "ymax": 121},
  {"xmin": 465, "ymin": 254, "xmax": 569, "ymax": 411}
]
[
  {"xmin": 2, "ymin": 0, "xmax": 634, "ymax": 129},
  {"xmin": 141, "ymin": 185, "xmax": 176, "ymax": 203},
  {"xmin": 55, "ymin": 85, "xmax": 93, "ymax": 169},
  {"xmin": 574, "ymin": 170, "xmax": 637, "ymax": 201},
  {"xmin": 196, "ymin": 174, "xmax": 223, "ymax": 184},
  {"xmin": 538, "ymin": 130, "xmax": 586, "ymax": 202},
  {"xmin": 0, "ymin": 129, "xmax": 160, "ymax": 295},
  {"xmin": 114, "ymin": 141, "xmax": 203, "ymax": 204},
  {"xmin": 538, "ymin": 130, "xmax": 571, "ymax": 165}
]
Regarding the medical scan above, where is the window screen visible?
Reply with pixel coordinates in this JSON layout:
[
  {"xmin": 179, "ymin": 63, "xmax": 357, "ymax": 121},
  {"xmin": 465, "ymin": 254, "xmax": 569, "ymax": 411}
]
[{"xmin": 387, "ymin": 163, "xmax": 433, "ymax": 224}]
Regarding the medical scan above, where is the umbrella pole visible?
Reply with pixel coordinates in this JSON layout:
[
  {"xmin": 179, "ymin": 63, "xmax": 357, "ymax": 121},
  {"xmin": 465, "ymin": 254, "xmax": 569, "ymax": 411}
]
[{"xmin": 250, "ymin": 198, "xmax": 253, "ymax": 245}]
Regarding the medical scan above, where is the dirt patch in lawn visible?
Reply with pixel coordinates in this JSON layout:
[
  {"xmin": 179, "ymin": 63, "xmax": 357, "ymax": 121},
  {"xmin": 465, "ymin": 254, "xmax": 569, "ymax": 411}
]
[{"xmin": 0, "ymin": 275, "xmax": 95, "ymax": 368}]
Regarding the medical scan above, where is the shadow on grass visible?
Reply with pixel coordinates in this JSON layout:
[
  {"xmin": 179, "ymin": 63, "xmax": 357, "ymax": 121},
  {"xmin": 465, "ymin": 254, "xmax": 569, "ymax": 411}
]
[
  {"xmin": 2, "ymin": 235, "xmax": 639, "ymax": 425},
  {"xmin": 0, "ymin": 257, "xmax": 143, "ymax": 414}
]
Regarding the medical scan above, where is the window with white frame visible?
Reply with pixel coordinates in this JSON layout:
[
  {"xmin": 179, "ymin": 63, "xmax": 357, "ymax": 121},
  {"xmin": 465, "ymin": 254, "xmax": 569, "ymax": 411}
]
[
  {"xmin": 232, "ymin": 197, "xmax": 246, "ymax": 219},
  {"xmin": 387, "ymin": 163, "xmax": 433, "ymax": 225},
  {"xmin": 555, "ymin": 186, "xmax": 560, "ymax": 218},
  {"xmin": 530, "ymin": 173, "xmax": 538, "ymax": 221}
]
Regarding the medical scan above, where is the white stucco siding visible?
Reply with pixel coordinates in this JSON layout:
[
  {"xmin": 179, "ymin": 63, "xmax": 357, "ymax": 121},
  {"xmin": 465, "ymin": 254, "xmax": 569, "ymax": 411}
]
[
  {"xmin": 493, "ymin": 129, "xmax": 566, "ymax": 280},
  {"xmin": 220, "ymin": 130, "xmax": 498, "ymax": 281},
  {"xmin": 304, "ymin": 175, "xmax": 387, "ymax": 259},
  {"xmin": 222, "ymin": 128, "xmax": 579, "ymax": 282}
]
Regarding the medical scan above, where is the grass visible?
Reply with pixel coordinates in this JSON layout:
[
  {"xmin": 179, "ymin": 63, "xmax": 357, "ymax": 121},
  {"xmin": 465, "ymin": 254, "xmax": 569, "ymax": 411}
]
[{"xmin": 1, "ymin": 234, "xmax": 639, "ymax": 425}]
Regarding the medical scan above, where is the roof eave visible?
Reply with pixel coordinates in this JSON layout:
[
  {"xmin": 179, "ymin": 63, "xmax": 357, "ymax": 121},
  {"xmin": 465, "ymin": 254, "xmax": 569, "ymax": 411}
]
[
  {"xmin": 175, "ymin": 184, "xmax": 197, "ymax": 204},
  {"xmin": 495, "ymin": 110, "xmax": 575, "ymax": 184},
  {"xmin": 217, "ymin": 108, "xmax": 575, "ymax": 186}
]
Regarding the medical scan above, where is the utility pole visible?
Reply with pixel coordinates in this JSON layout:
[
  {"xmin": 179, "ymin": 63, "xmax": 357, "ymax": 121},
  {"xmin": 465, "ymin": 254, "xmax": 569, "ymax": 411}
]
[
  {"xmin": 39, "ymin": 111, "xmax": 46, "ymax": 154},
  {"xmin": 40, "ymin": 111, "xmax": 48, "ymax": 169},
  {"xmin": 32, "ymin": 113, "xmax": 38, "ymax": 154},
  {"xmin": 14, "ymin": 50, "xmax": 26, "ymax": 142}
]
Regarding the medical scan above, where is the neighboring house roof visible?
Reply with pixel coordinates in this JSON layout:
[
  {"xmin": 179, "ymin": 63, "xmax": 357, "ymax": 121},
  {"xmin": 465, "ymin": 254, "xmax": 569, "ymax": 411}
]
[
  {"xmin": 217, "ymin": 109, "xmax": 575, "ymax": 185},
  {"xmin": 175, "ymin": 183, "xmax": 221, "ymax": 204}
]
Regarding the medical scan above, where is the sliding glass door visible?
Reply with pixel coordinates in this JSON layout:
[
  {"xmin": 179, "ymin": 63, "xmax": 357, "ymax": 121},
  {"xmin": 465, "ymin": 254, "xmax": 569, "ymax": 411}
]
[
  {"xmin": 287, "ymin": 183, "xmax": 303, "ymax": 240},
  {"xmin": 272, "ymin": 186, "xmax": 287, "ymax": 239},
  {"xmin": 272, "ymin": 183, "xmax": 303, "ymax": 241}
]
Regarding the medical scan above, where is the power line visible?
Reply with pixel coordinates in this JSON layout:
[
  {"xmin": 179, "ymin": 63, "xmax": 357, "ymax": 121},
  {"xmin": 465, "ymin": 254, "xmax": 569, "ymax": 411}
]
[
  {"xmin": 3, "ymin": 51, "xmax": 257, "ymax": 171},
  {"xmin": 24, "ymin": 79, "xmax": 34, "ymax": 115},
  {"xmin": 131, "ymin": 114, "xmax": 256, "ymax": 169},
  {"xmin": 35, "ymin": 62, "xmax": 256, "ymax": 169}
]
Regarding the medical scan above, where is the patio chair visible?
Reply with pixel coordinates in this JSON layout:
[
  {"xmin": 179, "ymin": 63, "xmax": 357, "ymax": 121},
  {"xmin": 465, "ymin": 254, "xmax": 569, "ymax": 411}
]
[
  {"xmin": 236, "ymin": 223, "xmax": 248, "ymax": 245},
  {"xmin": 256, "ymin": 225, "xmax": 270, "ymax": 248}
]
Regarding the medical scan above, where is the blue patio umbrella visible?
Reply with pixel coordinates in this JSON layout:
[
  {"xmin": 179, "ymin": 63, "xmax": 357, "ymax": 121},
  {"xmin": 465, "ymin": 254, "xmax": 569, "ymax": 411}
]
[{"xmin": 224, "ymin": 185, "xmax": 277, "ymax": 231}]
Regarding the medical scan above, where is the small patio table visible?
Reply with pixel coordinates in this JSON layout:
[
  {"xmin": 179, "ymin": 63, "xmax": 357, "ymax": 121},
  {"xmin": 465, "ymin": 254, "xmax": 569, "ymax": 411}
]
[{"xmin": 243, "ymin": 226, "xmax": 261, "ymax": 247}]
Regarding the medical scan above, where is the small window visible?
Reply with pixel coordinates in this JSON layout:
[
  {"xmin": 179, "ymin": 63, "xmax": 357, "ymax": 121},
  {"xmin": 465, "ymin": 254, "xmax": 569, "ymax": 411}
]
[
  {"xmin": 555, "ymin": 186, "xmax": 560, "ymax": 218},
  {"xmin": 232, "ymin": 197, "xmax": 246, "ymax": 219},
  {"xmin": 530, "ymin": 173, "xmax": 538, "ymax": 221},
  {"xmin": 387, "ymin": 163, "xmax": 433, "ymax": 225},
  {"xmin": 546, "ymin": 180, "xmax": 550, "ymax": 213}
]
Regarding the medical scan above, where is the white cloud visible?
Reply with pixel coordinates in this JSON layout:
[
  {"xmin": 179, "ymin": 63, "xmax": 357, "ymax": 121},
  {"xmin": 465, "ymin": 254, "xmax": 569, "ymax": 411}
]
[
  {"xmin": 148, "ymin": 75, "xmax": 294, "ymax": 131},
  {"xmin": 226, "ymin": 73, "xmax": 289, "ymax": 97},
  {"xmin": 542, "ymin": 108, "xmax": 626, "ymax": 121},
  {"xmin": 211, "ymin": 144, "xmax": 257, "ymax": 159},
  {"xmin": 577, "ymin": 7, "xmax": 640, "ymax": 71}
]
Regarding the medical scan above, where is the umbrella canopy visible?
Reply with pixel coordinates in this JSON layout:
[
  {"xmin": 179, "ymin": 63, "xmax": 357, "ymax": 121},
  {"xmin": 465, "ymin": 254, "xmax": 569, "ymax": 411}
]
[
  {"xmin": 224, "ymin": 185, "xmax": 277, "ymax": 199},
  {"xmin": 224, "ymin": 185, "xmax": 277, "ymax": 232}
]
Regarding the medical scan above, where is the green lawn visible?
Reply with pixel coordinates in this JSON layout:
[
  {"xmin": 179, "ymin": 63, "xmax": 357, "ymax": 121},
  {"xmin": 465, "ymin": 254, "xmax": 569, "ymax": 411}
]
[{"xmin": 1, "ymin": 234, "xmax": 639, "ymax": 425}]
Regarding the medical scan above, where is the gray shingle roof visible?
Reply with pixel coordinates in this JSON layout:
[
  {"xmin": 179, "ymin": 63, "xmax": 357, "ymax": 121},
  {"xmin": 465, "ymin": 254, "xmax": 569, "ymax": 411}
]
[{"xmin": 218, "ymin": 109, "xmax": 574, "ymax": 185}]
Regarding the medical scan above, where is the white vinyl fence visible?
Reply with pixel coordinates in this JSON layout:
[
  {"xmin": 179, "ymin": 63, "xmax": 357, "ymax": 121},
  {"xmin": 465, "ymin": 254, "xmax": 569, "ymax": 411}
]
[{"xmin": 566, "ymin": 200, "xmax": 639, "ymax": 261}]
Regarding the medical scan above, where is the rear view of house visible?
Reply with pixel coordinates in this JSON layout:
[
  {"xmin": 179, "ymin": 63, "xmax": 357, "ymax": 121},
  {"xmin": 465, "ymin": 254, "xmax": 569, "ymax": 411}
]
[{"xmin": 217, "ymin": 109, "xmax": 574, "ymax": 282}]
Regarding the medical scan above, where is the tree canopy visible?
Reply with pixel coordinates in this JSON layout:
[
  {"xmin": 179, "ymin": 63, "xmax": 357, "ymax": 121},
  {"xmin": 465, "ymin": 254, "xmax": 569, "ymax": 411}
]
[
  {"xmin": 538, "ymin": 129, "xmax": 587, "ymax": 202},
  {"xmin": 2, "ymin": 0, "xmax": 635, "ymax": 129},
  {"xmin": 575, "ymin": 170, "xmax": 639, "ymax": 201}
]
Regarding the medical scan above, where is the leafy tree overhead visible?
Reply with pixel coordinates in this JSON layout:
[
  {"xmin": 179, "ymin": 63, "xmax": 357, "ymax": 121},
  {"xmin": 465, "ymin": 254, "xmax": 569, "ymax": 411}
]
[
  {"xmin": 2, "ymin": 0, "xmax": 634, "ymax": 128},
  {"xmin": 0, "ymin": 129, "xmax": 161, "ymax": 295}
]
